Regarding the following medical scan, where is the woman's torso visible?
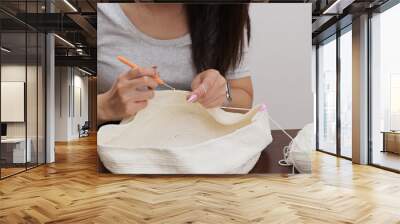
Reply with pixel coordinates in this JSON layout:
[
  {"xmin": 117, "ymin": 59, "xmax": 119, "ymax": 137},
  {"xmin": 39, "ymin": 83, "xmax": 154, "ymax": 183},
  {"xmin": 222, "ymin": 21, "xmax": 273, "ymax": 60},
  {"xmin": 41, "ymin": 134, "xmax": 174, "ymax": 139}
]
[{"xmin": 97, "ymin": 3, "xmax": 196, "ymax": 93}]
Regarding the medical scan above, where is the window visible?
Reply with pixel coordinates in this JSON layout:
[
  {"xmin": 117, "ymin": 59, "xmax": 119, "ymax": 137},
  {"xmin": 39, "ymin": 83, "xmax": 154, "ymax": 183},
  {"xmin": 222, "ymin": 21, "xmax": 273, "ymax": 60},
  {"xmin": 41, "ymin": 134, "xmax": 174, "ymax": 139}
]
[
  {"xmin": 316, "ymin": 25, "xmax": 353, "ymax": 159},
  {"xmin": 339, "ymin": 28, "xmax": 352, "ymax": 158},
  {"xmin": 390, "ymin": 74, "xmax": 400, "ymax": 130},
  {"xmin": 370, "ymin": 2, "xmax": 400, "ymax": 171},
  {"xmin": 0, "ymin": 1, "xmax": 47, "ymax": 179},
  {"xmin": 317, "ymin": 36, "xmax": 337, "ymax": 154}
]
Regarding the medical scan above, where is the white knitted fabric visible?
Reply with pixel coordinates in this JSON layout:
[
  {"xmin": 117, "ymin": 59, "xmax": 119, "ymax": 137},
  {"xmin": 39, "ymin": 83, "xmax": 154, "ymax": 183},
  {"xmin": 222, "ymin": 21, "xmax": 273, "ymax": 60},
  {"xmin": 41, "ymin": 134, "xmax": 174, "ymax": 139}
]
[{"xmin": 97, "ymin": 90, "xmax": 272, "ymax": 174}]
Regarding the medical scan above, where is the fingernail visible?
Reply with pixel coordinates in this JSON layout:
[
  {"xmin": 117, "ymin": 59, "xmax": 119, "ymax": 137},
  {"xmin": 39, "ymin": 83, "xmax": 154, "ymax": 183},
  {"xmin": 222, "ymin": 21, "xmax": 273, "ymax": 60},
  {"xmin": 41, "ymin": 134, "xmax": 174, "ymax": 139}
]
[
  {"xmin": 187, "ymin": 94, "xmax": 198, "ymax": 103},
  {"xmin": 259, "ymin": 103, "xmax": 267, "ymax": 112}
]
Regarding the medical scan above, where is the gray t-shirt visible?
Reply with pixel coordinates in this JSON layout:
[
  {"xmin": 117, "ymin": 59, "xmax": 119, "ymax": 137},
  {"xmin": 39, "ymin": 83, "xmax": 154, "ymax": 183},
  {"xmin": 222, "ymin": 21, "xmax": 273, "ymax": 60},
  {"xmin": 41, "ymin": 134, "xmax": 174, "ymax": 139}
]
[{"xmin": 97, "ymin": 3, "xmax": 250, "ymax": 93}]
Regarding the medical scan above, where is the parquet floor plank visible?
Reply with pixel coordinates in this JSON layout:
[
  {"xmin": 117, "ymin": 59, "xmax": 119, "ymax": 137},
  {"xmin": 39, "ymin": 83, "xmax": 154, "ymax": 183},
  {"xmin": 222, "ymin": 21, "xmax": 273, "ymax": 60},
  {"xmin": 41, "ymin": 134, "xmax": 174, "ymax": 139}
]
[{"xmin": 0, "ymin": 135, "xmax": 399, "ymax": 223}]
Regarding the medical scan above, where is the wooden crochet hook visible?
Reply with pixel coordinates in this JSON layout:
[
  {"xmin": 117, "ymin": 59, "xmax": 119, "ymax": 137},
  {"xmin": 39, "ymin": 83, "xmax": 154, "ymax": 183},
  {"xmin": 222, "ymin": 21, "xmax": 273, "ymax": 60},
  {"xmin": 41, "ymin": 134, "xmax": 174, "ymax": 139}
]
[{"xmin": 117, "ymin": 56, "xmax": 175, "ymax": 90}]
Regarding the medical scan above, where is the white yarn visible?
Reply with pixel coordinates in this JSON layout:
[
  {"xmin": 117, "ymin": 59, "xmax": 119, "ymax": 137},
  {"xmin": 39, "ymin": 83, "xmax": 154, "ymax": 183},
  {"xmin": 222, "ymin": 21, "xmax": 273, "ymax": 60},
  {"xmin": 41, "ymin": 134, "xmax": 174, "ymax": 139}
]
[
  {"xmin": 98, "ymin": 90, "xmax": 272, "ymax": 174},
  {"xmin": 273, "ymin": 121, "xmax": 314, "ymax": 174},
  {"xmin": 98, "ymin": 89, "xmax": 312, "ymax": 174},
  {"xmin": 219, "ymin": 108, "xmax": 314, "ymax": 174}
]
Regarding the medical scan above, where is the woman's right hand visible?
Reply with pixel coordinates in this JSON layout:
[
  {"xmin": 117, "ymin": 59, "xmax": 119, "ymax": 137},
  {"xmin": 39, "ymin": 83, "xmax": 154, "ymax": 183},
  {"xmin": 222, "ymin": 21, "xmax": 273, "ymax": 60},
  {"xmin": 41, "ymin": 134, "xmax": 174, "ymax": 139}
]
[{"xmin": 97, "ymin": 67, "xmax": 158, "ymax": 125}]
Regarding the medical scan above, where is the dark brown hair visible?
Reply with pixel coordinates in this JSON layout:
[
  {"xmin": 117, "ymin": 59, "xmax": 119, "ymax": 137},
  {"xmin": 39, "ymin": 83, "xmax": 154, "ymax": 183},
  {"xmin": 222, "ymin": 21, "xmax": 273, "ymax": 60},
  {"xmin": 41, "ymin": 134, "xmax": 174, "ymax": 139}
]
[{"xmin": 186, "ymin": 4, "xmax": 251, "ymax": 76}]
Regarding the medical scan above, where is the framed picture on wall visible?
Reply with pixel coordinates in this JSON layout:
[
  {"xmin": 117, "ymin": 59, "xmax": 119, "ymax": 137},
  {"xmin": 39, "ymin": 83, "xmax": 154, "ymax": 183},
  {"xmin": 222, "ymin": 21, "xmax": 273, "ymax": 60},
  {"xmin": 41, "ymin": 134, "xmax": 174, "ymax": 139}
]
[{"xmin": 1, "ymin": 81, "xmax": 25, "ymax": 122}]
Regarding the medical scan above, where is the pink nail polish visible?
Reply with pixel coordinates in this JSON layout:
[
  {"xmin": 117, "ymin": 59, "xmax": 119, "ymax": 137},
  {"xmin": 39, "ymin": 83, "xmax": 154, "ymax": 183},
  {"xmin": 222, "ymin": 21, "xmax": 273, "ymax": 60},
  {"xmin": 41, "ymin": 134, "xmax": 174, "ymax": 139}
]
[
  {"xmin": 259, "ymin": 103, "xmax": 267, "ymax": 112},
  {"xmin": 187, "ymin": 94, "xmax": 198, "ymax": 103}
]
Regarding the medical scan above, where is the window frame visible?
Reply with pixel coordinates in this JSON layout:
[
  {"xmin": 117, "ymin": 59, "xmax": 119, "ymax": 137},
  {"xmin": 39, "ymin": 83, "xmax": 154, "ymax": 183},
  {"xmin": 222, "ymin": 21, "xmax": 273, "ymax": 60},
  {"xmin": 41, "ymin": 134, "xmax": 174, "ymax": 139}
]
[
  {"xmin": 315, "ymin": 24, "xmax": 353, "ymax": 161},
  {"xmin": 0, "ymin": 0, "xmax": 48, "ymax": 180},
  {"xmin": 367, "ymin": 0, "xmax": 400, "ymax": 173}
]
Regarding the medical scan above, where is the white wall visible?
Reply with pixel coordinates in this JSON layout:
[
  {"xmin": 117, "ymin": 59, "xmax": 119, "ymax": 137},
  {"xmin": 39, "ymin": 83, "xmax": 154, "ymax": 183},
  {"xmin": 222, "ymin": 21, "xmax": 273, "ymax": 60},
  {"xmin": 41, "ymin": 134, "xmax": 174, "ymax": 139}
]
[
  {"xmin": 1, "ymin": 65, "xmax": 40, "ymax": 137},
  {"xmin": 75, "ymin": 74, "xmax": 89, "ymax": 123},
  {"xmin": 55, "ymin": 67, "xmax": 69, "ymax": 141},
  {"xmin": 54, "ymin": 67, "xmax": 89, "ymax": 141},
  {"xmin": 71, "ymin": 73, "xmax": 89, "ymax": 138},
  {"xmin": 1, "ymin": 64, "xmax": 46, "ymax": 164},
  {"xmin": 249, "ymin": 3, "xmax": 313, "ymax": 130}
]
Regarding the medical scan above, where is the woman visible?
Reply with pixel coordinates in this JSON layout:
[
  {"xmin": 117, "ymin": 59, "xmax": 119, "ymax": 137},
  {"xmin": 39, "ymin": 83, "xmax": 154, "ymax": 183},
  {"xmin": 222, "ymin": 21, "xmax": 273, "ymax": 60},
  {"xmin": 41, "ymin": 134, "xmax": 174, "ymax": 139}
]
[{"xmin": 97, "ymin": 3, "xmax": 252, "ymax": 125}]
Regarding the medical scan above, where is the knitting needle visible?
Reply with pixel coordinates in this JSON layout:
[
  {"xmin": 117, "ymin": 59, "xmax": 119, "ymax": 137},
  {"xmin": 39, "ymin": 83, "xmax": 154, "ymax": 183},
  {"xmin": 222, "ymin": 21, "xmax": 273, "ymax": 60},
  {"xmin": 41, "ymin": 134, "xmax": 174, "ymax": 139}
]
[
  {"xmin": 220, "ymin": 106, "xmax": 251, "ymax": 111},
  {"xmin": 151, "ymin": 65, "xmax": 176, "ymax": 91},
  {"xmin": 117, "ymin": 56, "xmax": 176, "ymax": 90},
  {"xmin": 117, "ymin": 56, "xmax": 266, "ymax": 111},
  {"xmin": 160, "ymin": 81, "xmax": 175, "ymax": 91},
  {"xmin": 220, "ymin": 104, "xmax": 267, "ymax": 112}
]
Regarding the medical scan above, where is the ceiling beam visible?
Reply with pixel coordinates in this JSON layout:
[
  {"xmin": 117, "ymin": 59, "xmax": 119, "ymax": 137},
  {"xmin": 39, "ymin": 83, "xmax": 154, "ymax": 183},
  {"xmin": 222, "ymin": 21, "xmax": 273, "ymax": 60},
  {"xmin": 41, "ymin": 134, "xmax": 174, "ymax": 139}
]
[
  {"xmin": 67, "ymin": 13, "xmax": 97, "ymax": 46},
  {"xmin": 55, "ymin": 55, "xmax": 96, "ymax": 71},
  {"xmin": 322, "ymin": 0, "xmax": 356, "ymax": 14}
]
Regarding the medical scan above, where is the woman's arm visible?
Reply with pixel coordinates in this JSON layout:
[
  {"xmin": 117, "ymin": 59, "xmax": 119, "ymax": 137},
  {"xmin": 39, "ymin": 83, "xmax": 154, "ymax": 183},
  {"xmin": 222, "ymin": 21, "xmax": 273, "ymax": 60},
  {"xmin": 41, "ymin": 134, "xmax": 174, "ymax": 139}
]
[
  {"xmin": 228, "ymin": 76, "xmax": 253, "ymax": 109},
  {"xmin": 188, "ymin": 69, "xmax": 253, "ymax": 111},
  {"xmin": 97, "ymin": 67, "xmax": 158, "ymax": 126}
]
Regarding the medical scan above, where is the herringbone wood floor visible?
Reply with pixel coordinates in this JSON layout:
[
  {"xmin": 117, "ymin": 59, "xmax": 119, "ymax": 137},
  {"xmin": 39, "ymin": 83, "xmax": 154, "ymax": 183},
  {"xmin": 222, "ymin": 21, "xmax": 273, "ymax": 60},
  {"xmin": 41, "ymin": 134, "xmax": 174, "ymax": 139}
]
[{"xmin": 1, "ymin": 135, "xmax": 400, "ymax": 224}]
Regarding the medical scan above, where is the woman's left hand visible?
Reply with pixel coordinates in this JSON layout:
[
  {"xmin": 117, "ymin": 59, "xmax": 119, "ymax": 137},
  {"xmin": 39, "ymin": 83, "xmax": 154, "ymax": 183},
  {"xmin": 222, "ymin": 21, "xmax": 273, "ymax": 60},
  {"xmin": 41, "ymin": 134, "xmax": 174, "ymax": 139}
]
[{"xmin": 188, "ymin": 69, "xmax": 227, "ymax": 108}]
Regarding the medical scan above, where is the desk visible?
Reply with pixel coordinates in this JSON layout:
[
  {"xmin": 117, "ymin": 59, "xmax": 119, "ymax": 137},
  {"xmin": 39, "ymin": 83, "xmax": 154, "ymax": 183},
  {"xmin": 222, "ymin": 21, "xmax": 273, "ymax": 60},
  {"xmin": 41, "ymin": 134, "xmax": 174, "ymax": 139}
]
[
  {"xmin": 1, "ymin": 138, "xmax": 31, "ymax": 163},
  {"xmin": 382, "ymin": 131, "xmax": 400, "ymax": 154}
]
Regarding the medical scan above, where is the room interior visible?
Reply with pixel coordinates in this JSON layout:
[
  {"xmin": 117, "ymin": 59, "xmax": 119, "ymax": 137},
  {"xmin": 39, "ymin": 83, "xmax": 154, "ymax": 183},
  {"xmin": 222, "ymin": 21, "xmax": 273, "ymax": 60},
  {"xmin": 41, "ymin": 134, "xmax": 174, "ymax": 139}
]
[
  {"xmin": 0, "ymin": 0, "xmax": 399, "ymax": 223},
  {"xmin": 0, "ymin": 0, "xmax": 97, "ymax": 179},
  {"xmin": 315, "ymin": 3, "xmax": 400, "ymax": 174},
  {"xmin": 0, "ymin": 27, "xmax": 46, "ymax": 177}
]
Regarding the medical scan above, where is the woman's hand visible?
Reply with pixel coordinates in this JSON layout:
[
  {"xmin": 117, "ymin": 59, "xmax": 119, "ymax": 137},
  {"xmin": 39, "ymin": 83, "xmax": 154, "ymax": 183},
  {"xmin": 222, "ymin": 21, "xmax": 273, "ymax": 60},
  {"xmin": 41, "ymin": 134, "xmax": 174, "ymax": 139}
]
[
  {"xmin": 98, "ymin": 67, "xmax": 158, "ymax": 124},
  {"xmin": 188, "ymin": 69, "xmax": 227, "ymax": 108}
]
